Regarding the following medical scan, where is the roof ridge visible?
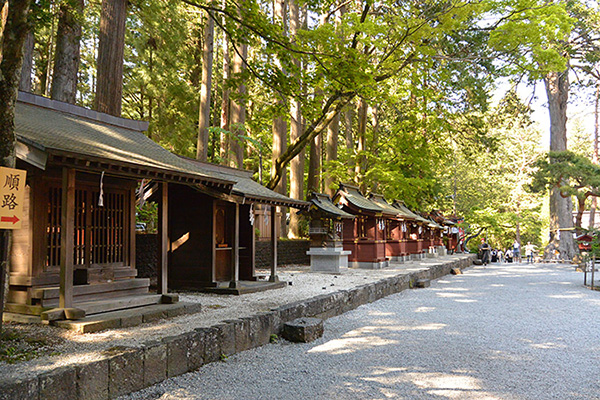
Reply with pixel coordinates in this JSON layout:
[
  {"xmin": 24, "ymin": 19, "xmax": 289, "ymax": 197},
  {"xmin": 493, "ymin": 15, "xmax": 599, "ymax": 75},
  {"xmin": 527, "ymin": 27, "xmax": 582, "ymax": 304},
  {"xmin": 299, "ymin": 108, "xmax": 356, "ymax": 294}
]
[{"xmin": 17, "ymin": 91, "xmax": 149, "ymax": 132}]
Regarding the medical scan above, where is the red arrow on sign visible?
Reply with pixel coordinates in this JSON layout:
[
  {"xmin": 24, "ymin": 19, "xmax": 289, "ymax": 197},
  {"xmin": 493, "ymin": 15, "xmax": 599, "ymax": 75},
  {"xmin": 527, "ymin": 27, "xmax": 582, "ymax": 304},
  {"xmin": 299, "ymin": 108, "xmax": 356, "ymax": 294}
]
[{"xmin": 1, "ymin": 215, "xmax": 19, "ymax": 224}]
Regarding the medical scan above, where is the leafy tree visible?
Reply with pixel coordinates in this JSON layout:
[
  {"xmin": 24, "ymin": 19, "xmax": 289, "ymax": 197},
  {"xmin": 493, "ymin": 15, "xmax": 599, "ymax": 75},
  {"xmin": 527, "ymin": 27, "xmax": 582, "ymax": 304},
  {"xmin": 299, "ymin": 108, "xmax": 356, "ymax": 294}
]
[{"xmin": 531, "ymin": 151, "xmax": 600, "ymax": 234}]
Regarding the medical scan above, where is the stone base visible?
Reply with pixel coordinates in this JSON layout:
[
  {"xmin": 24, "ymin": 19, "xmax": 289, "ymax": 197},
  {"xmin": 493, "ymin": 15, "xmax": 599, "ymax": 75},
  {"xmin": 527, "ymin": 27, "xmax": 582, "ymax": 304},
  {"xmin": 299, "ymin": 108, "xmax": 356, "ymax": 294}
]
[
  {"xmin": 350, "ymin": 260, "xmax": 389, "ymax": 269},
  {"xmin": 282, "ymin": 317, "xmax": 324, "ymax": 343},
  {"xmin": 307, "ymin": 247, "xmax": 351, "ymax": 273}
]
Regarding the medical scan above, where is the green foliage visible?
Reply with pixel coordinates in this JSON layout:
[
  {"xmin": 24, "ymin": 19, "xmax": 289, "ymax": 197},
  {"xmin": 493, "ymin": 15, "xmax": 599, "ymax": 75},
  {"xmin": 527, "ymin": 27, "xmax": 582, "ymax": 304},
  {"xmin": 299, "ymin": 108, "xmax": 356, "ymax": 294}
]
[{"xmin": 136, "ymin": 201, "xmax": 158, "ymax": 233}]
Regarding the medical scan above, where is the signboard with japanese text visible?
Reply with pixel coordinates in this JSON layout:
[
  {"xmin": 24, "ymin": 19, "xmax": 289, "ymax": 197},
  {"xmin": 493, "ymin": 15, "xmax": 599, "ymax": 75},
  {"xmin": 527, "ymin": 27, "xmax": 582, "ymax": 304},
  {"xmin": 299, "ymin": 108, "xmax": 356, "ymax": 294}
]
[{"xmin": 0, "ymin": 167, "xmax": 26, "ymax": 229}]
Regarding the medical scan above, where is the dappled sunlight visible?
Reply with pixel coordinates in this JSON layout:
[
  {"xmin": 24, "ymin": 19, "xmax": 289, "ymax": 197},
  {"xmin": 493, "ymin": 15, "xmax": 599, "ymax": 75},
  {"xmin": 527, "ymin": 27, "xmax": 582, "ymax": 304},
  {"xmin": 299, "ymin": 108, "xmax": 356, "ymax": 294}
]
[
  {"xmin": 548, "ymin": 293, "xmax": 585, "ymax": 299},
  {"xmin": 490, "ymin": 284, "xmax": 504, "ymax": 287},
  {"xmin": 308, "ymin": 335, "xmax": 398, "ymax": 355},
  {"xmin": 436, "ymin": 292, "xmax": 467, "ymax": 298},
  {"xmin": 454, "ymin": 299, "xmax": 478, "ymax": 303},
  {"xmin": 530, "ymin": 342, "xmax": 567, "ymax": 350},
  {"xmin": 414, "ymin": 306, "xmax": 436, "ymax": 313},
  {"xmin": 432, "ymin": 287, "xmax": 469, "ymax": 292},
  {"xmin": 362, "ymin": 369, "xmax": 501, "ymax": 400},
  {"xmin": 310, "ymin": 323, "xmax": 446, "ymax": 354}
]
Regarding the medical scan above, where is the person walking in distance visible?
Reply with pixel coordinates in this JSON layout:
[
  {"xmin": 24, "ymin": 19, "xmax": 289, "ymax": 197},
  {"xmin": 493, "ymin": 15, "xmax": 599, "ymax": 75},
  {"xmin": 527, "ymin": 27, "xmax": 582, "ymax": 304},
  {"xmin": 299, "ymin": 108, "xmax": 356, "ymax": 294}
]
[
  {"xmin": 513, "ymin": 240, "xmax": 521, "ymax": 263},
  {"xmin": 525, "ymin": 242, "xmax": 536, "ymax": 263},
  {"xmin": 479, "ymin": 238, "xmax": 491, "ymax": 266}
]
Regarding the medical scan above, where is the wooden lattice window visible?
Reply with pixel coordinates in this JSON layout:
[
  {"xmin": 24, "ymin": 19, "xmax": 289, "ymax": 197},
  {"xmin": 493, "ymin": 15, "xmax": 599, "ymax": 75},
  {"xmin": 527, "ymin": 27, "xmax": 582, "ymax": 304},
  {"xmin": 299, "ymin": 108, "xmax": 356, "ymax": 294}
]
[
  {"xmin": 358, "ymin": 217, "xmax": 367, "ymax": 238},
  {"xmin": 45, "ymin": 184, "xmax": 126, "ymax": 269},
  {"xmin": 46, "ymin": 187, "xmax": 62, "ymax": 268},
  {"xmin": 385, "ymin": 220, "xmax": 393, "ymax": 240}
]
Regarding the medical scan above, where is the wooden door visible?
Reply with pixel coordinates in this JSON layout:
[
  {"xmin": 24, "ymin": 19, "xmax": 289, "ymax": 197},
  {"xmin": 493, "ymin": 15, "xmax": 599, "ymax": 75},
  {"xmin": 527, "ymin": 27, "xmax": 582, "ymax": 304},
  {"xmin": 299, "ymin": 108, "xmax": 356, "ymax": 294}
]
[{"xmin": 214, "ymin": 202, "xmax": 232, "ymax": 281}]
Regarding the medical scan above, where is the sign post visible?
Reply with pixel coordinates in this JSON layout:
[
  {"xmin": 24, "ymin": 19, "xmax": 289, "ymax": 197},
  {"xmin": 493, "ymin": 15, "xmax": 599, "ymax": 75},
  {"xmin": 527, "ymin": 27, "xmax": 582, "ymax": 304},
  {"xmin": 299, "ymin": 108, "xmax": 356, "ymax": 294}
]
[{"xmin": 0, "ymin": 167, "xmax": 26, "ymax": 331}]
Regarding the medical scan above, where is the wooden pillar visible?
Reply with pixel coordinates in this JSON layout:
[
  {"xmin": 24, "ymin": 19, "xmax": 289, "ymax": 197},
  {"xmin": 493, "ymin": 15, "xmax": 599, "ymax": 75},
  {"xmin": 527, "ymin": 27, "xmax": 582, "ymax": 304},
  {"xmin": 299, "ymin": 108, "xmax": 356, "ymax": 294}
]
[
  {"xmin": 157, "ymin": 182, "xmax": 168, "ymax": 294},
  {"xmin": 59, "ymin": 168, "xmax": 75, "ymax": 309},
  {"xmin": 230, "ymin": 202, "xmax": 240, "ymax": 288},
  {"xmin": 269, "ymin": 204, "xmax": 279, "ymax": 282}
]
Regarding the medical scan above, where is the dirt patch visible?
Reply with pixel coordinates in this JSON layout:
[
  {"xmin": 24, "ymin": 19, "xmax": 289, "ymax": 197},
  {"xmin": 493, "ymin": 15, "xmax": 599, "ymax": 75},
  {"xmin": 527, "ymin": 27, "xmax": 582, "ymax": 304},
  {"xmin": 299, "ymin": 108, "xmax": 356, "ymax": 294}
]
[{"xmin": 0, "ymin": 323, "xmax": 64, "ymax": 364}]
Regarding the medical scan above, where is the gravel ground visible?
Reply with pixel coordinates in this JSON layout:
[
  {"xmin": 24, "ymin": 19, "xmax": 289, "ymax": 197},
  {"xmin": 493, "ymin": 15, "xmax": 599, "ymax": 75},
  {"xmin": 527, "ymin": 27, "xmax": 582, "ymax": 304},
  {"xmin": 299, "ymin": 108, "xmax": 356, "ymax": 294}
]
[
  {"xmin": 120, "ymin": 262, "xmax": 600, "ymax": 400},
  {"xmin": 0, "ymin": 256, "xmax": 464, "ymax": 381}
]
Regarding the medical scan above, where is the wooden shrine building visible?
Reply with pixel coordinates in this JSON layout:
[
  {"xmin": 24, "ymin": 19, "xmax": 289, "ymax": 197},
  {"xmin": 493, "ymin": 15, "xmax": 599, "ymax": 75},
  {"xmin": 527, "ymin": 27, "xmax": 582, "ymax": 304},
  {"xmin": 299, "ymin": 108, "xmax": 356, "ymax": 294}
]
[
  {"xmin": 165, "ymin": 158, "xmax": 308, "ymax": 294},
  {"xmin": 368, "ymin": 194, "xmax": 414, "ymax": 261},
  {"xmin": 392, "ymin": 201, "xmax": 432, "ymax": 257},
  {"xmin": 334, "ymin": 184, "xmax": 394, "ymax": 269},
  {"xmin": 7, "ymin": 92, "xmax": 240, "ymax": 319},
  {"xmin": 303, "ymin": 192, "xmax": 354, "ymax": 273}
]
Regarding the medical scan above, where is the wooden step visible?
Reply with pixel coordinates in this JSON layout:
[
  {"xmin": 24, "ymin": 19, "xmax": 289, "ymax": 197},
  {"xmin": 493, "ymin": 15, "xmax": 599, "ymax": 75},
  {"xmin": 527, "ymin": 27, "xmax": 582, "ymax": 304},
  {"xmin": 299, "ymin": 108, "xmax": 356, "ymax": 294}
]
[
  {"xmin": 76, "ymin": 294, "xmax": 163, "ymax": 315},
  {"xmin": 39, "ymin": 286, "xmax": 150, "ymax": 308},
  {"xmin": 32, "ymin": 278, "xmax": 150, "ymax": 300}
]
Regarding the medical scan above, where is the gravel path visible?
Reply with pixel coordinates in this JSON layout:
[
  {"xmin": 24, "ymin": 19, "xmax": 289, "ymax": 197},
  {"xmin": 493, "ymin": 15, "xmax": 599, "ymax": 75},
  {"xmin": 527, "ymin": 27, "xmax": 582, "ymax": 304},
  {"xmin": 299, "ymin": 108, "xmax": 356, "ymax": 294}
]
[
  {"xmin": 0, "ymin": 256, "xmax": 467, "ymax": 380},
  {"xmin": 121, "ymin": 262, "xmax": 600, "ymax": 400}
]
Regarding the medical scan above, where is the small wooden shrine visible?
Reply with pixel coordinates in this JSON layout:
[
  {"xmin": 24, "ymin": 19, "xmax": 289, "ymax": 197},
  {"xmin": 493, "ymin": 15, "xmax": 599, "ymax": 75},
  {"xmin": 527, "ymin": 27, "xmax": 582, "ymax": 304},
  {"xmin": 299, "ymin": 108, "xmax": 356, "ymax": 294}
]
[
  {"xmin": 333, "ymin": 184, "xmax": 392, "ymax": 269},
  {"xmin": 302, "ymin": 192, "xmax": 354, "ymax": 273},
  {"xmin": 392, "ymin": 201, "xmax": 431, "ymax": 258},
  {"xmin": 166, "ymin": 159, "xmax": 308, "ymax": 294},
  {"xmin": 7, "ymin": 92, "xmax": 233, "ymax": 319},
  {"xmin": 368, "ymin": 194, "xmax": 408, "ymax": 261}
]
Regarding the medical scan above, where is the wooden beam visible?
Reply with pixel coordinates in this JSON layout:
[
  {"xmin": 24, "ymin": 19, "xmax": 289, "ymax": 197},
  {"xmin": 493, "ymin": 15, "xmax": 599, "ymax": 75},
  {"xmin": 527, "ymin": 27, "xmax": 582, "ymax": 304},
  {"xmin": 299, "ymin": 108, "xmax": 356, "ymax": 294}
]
[
  {"xmin": 59, "ymin": 168, "xmax": 75, "ymax": 309},
  {"xmin": 230, "ymin": 202, "xmax": 240, "ymax": 288},
  {"xmin": 157, "ymin": 182, "xmax": 168, "ymax": 294},
  {"xmin": 269, "ymin": 204, "xmax": 279, "ymax": 282}
]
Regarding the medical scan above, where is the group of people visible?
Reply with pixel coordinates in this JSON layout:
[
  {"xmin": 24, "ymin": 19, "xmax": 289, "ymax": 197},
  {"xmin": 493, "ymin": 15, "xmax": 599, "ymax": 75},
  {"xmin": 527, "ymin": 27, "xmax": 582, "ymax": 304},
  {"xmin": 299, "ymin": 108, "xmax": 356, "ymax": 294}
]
[{"xmin": 478, "ymin": 239, "xmax": 538, "ymax": 265}]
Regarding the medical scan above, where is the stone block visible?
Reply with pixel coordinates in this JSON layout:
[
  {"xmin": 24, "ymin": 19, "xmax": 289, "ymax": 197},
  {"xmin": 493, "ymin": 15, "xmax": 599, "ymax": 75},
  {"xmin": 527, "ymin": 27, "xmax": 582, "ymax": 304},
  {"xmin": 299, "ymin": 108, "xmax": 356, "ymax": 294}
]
[
  {"xmin": 277, "ymin": 301, "xmax": 306, "ymax": 323},
  {"xmin": 76, "ymin": 358, "xmax": 109, "ymax": 400},
  {"xmin": 214, "ymin": 322, "xmax": 235, "ymax": 357},
  {"xmin": 108, "ymin": 348, "xmax": 144, "ymax": 398},
  {"xmin": 142, "ymin": 308, "xmax": 167, "ymax": 323},
  {"xmin": 282, "ymin": 318, "xmax": 324, "ymax": 343},
  {"xmin": 166, "ymin": 305, "xmax": 187, "ymax": 318},
  {"xmin": 161, "ymin": 293, "xmax": 179, "ymax": 304},
  {"xmin": 39, "ymin": 367, "xmax": 77, "ymax": 400},
  {"xmin": 304, "ymin": 295, "xmax": 327, "ymax": 317},
  {"xmin": 164, "ymin": 334, "xmax": 189, "ymax": 378},
  {"xmin": 0, "ymin": 377, "xmax": 39, "ymax": 400},
  {"xmin": 143, "ymin": 341, "xmax": 167, "ymax": 386},
  {"xmin": 253, "ymin": 313, "xmax": 275, "ymax": 346},
  {"xmin": 414, "ymin": 279, "xmax": 430, "ymax": 288},
  {"xmin": 187, "ymin": 330, "xmax": 205, "ymax": 370},
  {"xmin": 184, "ymin": 303, "xmax": 203, "ymax": 314},
  {"xmin": 229, "ymin": 319, "xmax": 251, "ymax": 353},
  {"xmin": 196, "ymin": 326, "xmax": 220, "ymax": 364},
  {"xmin": 120, "ymin": 313, "xmax": 143, "ymax": 328}
]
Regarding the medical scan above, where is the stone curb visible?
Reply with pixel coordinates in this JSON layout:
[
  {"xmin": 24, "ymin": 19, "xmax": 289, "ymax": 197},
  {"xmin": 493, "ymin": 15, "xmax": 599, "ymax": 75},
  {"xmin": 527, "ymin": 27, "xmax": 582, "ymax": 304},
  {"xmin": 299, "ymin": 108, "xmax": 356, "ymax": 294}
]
[{"xmin": 0, "ymin": 255, "xmax": 475, "ymax": 400}]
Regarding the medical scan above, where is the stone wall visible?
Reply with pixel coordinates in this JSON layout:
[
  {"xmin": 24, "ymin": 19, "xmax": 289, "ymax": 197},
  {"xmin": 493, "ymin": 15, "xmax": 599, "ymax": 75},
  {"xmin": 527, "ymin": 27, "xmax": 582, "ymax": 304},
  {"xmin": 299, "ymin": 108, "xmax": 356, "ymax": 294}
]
[{"xmin": 255, "ymin": 239, "xmax": 310, "ymax": 268}]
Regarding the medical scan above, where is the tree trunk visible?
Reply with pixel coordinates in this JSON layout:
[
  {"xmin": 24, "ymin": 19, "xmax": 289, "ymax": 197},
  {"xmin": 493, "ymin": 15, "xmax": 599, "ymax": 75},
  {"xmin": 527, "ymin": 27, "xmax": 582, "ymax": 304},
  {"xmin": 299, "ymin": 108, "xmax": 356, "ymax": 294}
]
[
  {"xmin": 354, "ymin": 97, "xmax": 368, "ymax": 192},
  {"xmin": 19, "ymin": 31, "xmax": 33, "ymax": 92},
  {"xmin": 197, "ymin": 8, "xmax": 215, "ymax": 161},
  {"xmin": 324, "ymin": 112, "xmax": 339, "ymax": 196},
  {"xmin": 575, "ymin": 195, "xmax": 586, "ymax": 235},
  {"xmin": 544, "ymin": 69, "xmax": 577, "ymax": 260},
  {"xmin": 307, "ymin": 133, "xmax": 321, "ymax": 194},
  {"xmin": 220, "ymin": 33, "xmax": 230, "ymax": 165},
  {"xmin": 344, "ymin": 103, "xmax": 354, "ymax": 176},
  {"xmin": 95, "ymin": 0, "xmax": 127, "ymax": 116},
  {"xmin": 288, "ymin": 0, "xmax": 304, "ymax": 238},
  {"xmin": 229, "ymin": 40, "xmax": 246, "ymax": 169},
  {"xmin": 0, "ymin": 0, "xmax": 33, "ymax": 332},
  {"xmin": 589, "ymin": 83, "xmax": 599, "ymax": 229},
  {"xmin": 271, "ymin": 0, "xmax": 288, "ymax": 237},
  {"xmin": 51, "ymin": 0, "xmax": 84, "ymax": 104}
]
